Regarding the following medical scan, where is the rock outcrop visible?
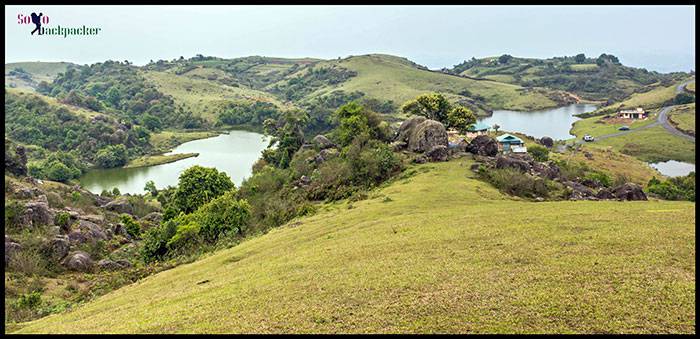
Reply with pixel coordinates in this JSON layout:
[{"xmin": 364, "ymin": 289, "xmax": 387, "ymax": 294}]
[
  {"xmin": 466, "ymin": 135, "xmax": 499, "ymax": 157},
  {"xmin": 102, "ymin": 198, "xmax": 134, "ymax": 215},
  {"xmin": 425, "ymin": 145, "xmax": 449, "ymax": 162},
  {"xmin": 407, "ymin": 120, "xmax": 448, "ymax": 153},
  {"xmin": 612, "ymin": 183, "xmax": 648, "ymax": 201},
  {"xmin": 62, "ymin": 251, "xmax": 94, "ymax": 272},
  {"xmin": 312, "ymin": 135, "xmax": 335, "ymax": 150}
]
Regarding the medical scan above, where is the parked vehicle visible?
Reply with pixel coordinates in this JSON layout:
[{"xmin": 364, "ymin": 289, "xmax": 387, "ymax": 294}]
[
  {"xmin": 583, "ymin": 134, "xmax": 595, "ymax": 142},
  {"xmin": 618, "ymin": 125, "xmax": 630, "ymax": 131}
]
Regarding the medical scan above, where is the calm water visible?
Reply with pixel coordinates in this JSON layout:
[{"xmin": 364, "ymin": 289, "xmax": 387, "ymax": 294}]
[
  {"xmin": 649, "ymin": 160, "xmax": 696, "ymax": 177},
  {"xmin": 79, "ymin": 130, "xmax": 270, "ymax": 195},
  {"xmin": 478, "ymin": 104, "xmax": 598, "ymax": 140}
]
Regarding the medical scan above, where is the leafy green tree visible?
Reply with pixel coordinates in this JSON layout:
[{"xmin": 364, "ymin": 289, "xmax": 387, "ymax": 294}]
[
  {"xmin": 401, "ymin": 93, "xmax": 452, "ymax": 122},
  {"xmin": 527, "ymin": 145, "xmax": 550, "ymax": 162},
  {"xmin": 144, "ymin": 180, "xmax": 158, "ymax": 196},
  {"xmin": 120, "ymin": 214, "xmax": 141, "ymax": 238},
  {"xmin": 262, "ymin": 109, "xmax": 309, "ymax": 168},
  {"xmin": 95, "ymin": 145, "xmax": 128, "ymax": 168},
  {"xmin": 498, "ymin": 54, "xmax": 513, "ymax": 64},
  {"xmin": 44, "ymin": 160, "xmax": 72, "ymax": 182},
  {"xmin": 446, "ymin": 106, "xmax": 477, "ymax": 134},
  {"xmin": 574, "ymin": 53, "xmax": 586, "ymax": 64},
  {"xmin": 173, "ymin": 165, "xmax": 235, "ymax": 214}
]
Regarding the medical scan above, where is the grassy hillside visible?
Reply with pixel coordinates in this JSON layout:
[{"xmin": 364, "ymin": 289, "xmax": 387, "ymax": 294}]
[
  {"xmin": 451, "ymin": 55, "xmax": 685, "ymax": 102},
  {"xmin": 142, "ymin": 70, "xmax": 289, "ymax": 122},
  {"xmin": 5, "ymin": 62, "xmax": 74, "ymax": 90},
  {"xmin": 667, "ymin": 103, "xmax": 695, "ymax": 136},
  {"xmin": 585, "ymin": 126, "xmax": 695, "ymax": 164},
  {"xmin": 292, "ymin": 54, "xmax": 563, "ymax": 114},
  {"xmin": 13, "ymin": 159, "xmax": 695, "ymax": 334}
]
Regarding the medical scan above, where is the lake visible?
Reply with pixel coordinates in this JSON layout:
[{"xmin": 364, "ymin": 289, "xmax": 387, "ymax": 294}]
[
  {"xmin": 79, "ymin": 130, "xmax": 270, "ymax": 195},
  {"xmin": 649, "ymin": 160, "xmax": 696, "ymax": 177},
  {"xmin": 478, "ymin": 104, "xmax": 598, "ymax": 140}
]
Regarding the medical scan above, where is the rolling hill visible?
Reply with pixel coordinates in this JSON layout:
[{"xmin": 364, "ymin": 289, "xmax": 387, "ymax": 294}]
[
  {"xmin": 5, "ymin": 62, "xmax": 75, "ymax": 90},
  {"xmin": 12, "ymin": 158, "xmax": 695, "ymax": 334}
]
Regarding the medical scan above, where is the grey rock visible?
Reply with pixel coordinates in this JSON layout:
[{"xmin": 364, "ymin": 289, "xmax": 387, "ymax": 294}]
[
  {"xmin": 539, "ymin": 136, "xmax": 554, "ymax": 148},
  {"xmin": 78, "ymin": 220, "xmax": 108, "ymax": 241},
  {"xmin": 466, "ymin": 135, "xmax": 499, "ymax": 157},
  {"xmin": 62, "ymin": 251, "xmax": 94, "ymax": 272},
  {"xmin": 45, "ymin": 236, "xmax": 70, "ymax": 261},
  {"xmin": 408, "ymin": 120, "xmax": 448, "ymax": 153},
  {"xmin": 612, "ymin": 183, "xmax": 647, "ymax": 201},
  {"xmin": 425, "ymin": 145, "xmax": 449, "ymax": 162},
  {"xmin": 102, "ymin": 198, "xmax": 134, "ymax": 215},
  {"xmin": 396, "ymin": 116, "xmax": 427, "ymax": 144},
  {"xmin": 312, "ymin": 135, "xmax": 335, "ymax": 150},
  {"xmin": 5, "ymin": 241, "xmax": 22, "ymax": 266},
  {"xmin": 140, "ymin": 212, "xmax": 163, "ymax": 224}
]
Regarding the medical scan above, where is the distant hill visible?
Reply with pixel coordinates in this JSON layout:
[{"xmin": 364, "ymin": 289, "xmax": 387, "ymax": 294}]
[
  {"xmin": 5, "ymin": 62, "xmax": 75, "ymax": 90},
  {"xmin": 446, "ymin": 54, "xmax": 688, "ymax": 102}
]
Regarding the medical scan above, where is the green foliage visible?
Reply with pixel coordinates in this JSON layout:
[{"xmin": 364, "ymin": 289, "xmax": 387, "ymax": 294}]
[
  {"xmin": 172, "ymin": 166, "xmax": 235, "ymax": 214},
  {"xmin": 95, "ymin": 145, "xmax": 128, "ymax": 168},
  {"xmin": 527, "ymin": 145, "xmax": 550, "ymax": 162},
  {"xmin": 144, "ymin": 180, "xmax": 157, "ymax": 196},
  {"xmin": 401, "ymin": 93, "xmax": 452, "ymax": 122},
  {"xmin": 55, "ymin": 212, "xmax": 71, "ymax": 229},
  {"xmin": 25, "ymin": 151, "xmax": 84, "ymax": 182},
  {"xmin": 218, "ymin": 101, "xmax": 281, "ymax": 127},
  {"xmin": 498, "ymin": 54, "xmax": 514, "ymax": 64},
  {"xmin": 112, "ymin": 187, "xmax": 121, "ymax": 196},
  {"xmin": 647, "ymin": 173, "xmax": 695, "ymax": 201},
  {"xmin": 15, "ymin": 291, "xmax": 42, "ymax": 309},
  {"xmin": 71, "ymin": 191, "xmax": 81, "ymax": 203},
  {"xmin": 140, "ymin": 218, "xmax": 178, "ymax": 263},
  {"xmin": 120, "ymin": 214, "xmax": 141, "ymax": 238},
  {"xmin": 479, "ymin": 167, "xmax": 565, "ymax": 199},
  {"xmin": 672, "ymin": 92, "xmax": 695, "ymax": 105},
  {"xmin": 262, "ymin": 110, "xmax": 309, "ymax": 169},
  {"xmin": 402, "ymin": 93, "xmax": 474, "ymax": 132},
  {"xmin": 446, "ymin": 106, "xmax": 476, "ymax": 134},
  {"xmin": 192, "ymin": 191, "xmax": 251, "ymax": 242},
  {"xmin": 5, "ymin": 199, "xmax": 25, "ymax": 231},
  {"xmin": 574, "ymin": 53, "xmax": 586, "ymax": 64},
  {"xmin": 584, "ymin": 172, "xmax": 613, "ymax": 188}
]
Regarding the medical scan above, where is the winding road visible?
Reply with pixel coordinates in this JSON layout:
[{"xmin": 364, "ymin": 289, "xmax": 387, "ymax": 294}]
[{"xmin": 574, "ymin": 78, "xmax": 695, "ymax": 145}]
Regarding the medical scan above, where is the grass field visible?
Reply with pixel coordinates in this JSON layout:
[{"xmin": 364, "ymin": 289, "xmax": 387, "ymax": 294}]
[
  {"xmin": 301, "ymin": 54, "xmax": 561, "ymax": 112},
  {"xmin": 685, "ymin": 81, "xmax": 695, "ymax": 93},
  {"xmin": 142, "ymin": 70, "xmax": 288, "ymax": 122},
  {"xmin": 125, "ymin": 153, "xmax": 199, "ymax": 168},
  {"xmin": 12, "ymin": 159, "xmax": 695, "ymax": 334},
  {"xmin": 568, "ymin": 64, "xmax": 599, "ymax": 72},
  {"xmin": 570, "ymin": 113, "xmax": 659, "ymax": 138},
  {"xmin": 550, "ymin": 147, "xmax": 661, "ymax": 185},
  {"xmin": 150, "ymin": 130, "xmax": 221, "ymax": 152},
  {"xmin": 667, "ymin": 103, "xmax": 695, "ymax": 136},
  {"xmin": 5, "ymin": 62, "xmax": 74, "ymax": 90},
  {"xmin": 587, "ymin": 126, "xmax": 695, "ymax": 164}
]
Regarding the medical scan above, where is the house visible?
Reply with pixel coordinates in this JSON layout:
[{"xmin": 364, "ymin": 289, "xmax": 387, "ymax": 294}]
[
  {"xmin": 496, "ymin": 133, "xmax": 525, "ymax": 153},
  {"xmin": 618, "ymin": 107, "xmax": 647, "ymax": 119},
  {"xmin": 465, "ymin": 122, "xmax": 490, "ymax": 138}
]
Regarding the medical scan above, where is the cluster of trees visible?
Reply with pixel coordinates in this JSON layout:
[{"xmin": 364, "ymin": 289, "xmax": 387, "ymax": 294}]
[
  {"xmin": 5, "ymin": 91, "xmax": 152, "ymax": 173},
  {"xmin": 141, "ymin": 166, "xmax": 250, "ymax": 262},
  {"xmin": 271, "ymin": 66, "xmax": 358, "ymax": 101},
  {"xmin": 218, "ymin": 101, "xmax": 281, "ymax": 127},
  {"xmin": 401, "ymin": 93, "xmax": 477, "ymax": 134},
  {"xmin": 647, "ymin": 173, "xmax": 695, "ymax": 201},
  {"xmin": 37, "ymin": 60, "xmax": 204, "ymax": 129}
]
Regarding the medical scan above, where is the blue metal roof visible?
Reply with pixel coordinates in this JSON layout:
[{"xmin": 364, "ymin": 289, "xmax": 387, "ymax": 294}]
[
  {"xmin": 467, "ymin": 122, "xmax": 491, "ymax": 132},
  {"xmin": 496, "ymin": 133, "xmax": 524, "ymax": 143}
]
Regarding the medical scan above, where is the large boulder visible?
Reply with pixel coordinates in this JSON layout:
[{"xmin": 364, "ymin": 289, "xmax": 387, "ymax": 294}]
[
  {"xmin": 45, "ymin": 236, "xmax": 70, "ymax": 261},
  {"xmin": 97, "ymin": 259, "xmax": 127, "ymax": 271},
  {"xmin": 564, "ymin": 181, "xmax": 596, "ymax": 200},
  {"xmin": 5, "ymin": 240, "xmax": 21, "ymax": 266},
  {"xmin": 102, "ymin": 198, "xmax": 134, "ymax": 215},
  {"xmin": 495, "ymin": 155, "xmax": 532, "ymax": 172},
  {"xmin": 539, "ymin": 136, "xmax": 554, "ymax": 148},
  {"xmin": 425, "ymin": 145, "xmax": 449, "ymax": 162},
  {"xmin": 612, "ymin": 183, "xmax": 648, "ymax": 201},
  {"xmin": 407, "ymin": 120, "xmax": 448, "ymax": 153},
  {"xmin": 312, "ymin": 135, "xmax": 335, "ymax": 150},
  {"xmin": 62, "ymin": 251, "xmax": 94, "ymax": 272},
  {"xmin": 466, "ymin": 135, "xmax": 499, "ymax": 157},
  {"xmin": 23, "ymin": 199, "xmax": 55, "ymax": 227},
  {"xmin": 67, "ymin": 231, "xmax": 88, "ymax": 245},
  {"xmin": 140, "ymin": 212, "xmax": 163, "ymax": 224},
  {"xmin": 78, "ymin": 220, "xmax": 108, "ymax": 241},
  {"xmin": 396, "ymin": 116, "xmax": 427, "ymax": 144},
  {"xmin": 595, "ymin": 188, "xmax": 615, "ymax": 200},
  {"xmin": 314, "ymin": 148, "xmax": 339, "ymax": 165}
]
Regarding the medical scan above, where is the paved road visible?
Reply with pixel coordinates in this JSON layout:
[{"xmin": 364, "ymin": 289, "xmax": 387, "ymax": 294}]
[{"xmin": 572, "ymin": 78, "xmax": 695, "ymax": 146}]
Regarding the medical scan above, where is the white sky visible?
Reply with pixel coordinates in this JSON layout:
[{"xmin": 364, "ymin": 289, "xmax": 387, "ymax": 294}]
[{"xmin": 4, "ymin": 5, "xmax": 696, "ymax": 72}]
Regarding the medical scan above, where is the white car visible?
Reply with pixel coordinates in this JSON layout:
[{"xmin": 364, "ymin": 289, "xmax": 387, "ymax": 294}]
[{"xmin": 583, "ymin": 134, "xmax": 595, "ymax": 142}]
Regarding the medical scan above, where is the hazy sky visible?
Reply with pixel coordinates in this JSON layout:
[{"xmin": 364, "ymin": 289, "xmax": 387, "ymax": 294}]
[{"xmin": 5, "ymin": 5, "xmax": 695, "ymax": 73}]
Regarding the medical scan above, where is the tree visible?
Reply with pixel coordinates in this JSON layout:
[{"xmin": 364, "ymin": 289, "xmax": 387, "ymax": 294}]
[
  {"xmin": 262, "ymin": 109, "xmax": 309, "ymax": 168},
  {"xmin": 95, "ymin": 144, "xmax": 128, "ymax": 168},
  {"xmin": 173, "ymin": 165, "xmax": 235, "ymax": 214},
  {"xmin": 498, "ymin": 54, "xmax": 513, "ymax": 64},
  {"xmin": 446, "ymin": 106, "xmax": 477, "ymax": 134},
  {"xmin": 493, "ymin": 124, "xmax": 501, "ymax": 132},
  {"xmin": 527, "ymin": 145, "xmax": 550, "ymax": 162},
  {"xmin": 144, "ymin": 180, "xmax": 158, "ymax": 196},
  {"xmin": 44, "ymin": 160, "xmax": 72, "ymax": 182},
  {"xmin": 575, "ymin": 53, "xmax": 586, "ymax": 64},
  {"xmin": 401, "ymin": 93, "xmax": 452, "ymax": 122}
]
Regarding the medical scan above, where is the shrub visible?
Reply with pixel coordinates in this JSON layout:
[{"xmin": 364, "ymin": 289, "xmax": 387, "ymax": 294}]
[
  {"xmin": 95, "ymin": 145, "xmax": 128, "ymax": 168},
  {"xmin": 120, "ymin": 214, "xmax": 141, "ymax": 238},
  {"xmin": 647, "ymin": 172, "xmax": 695, "ymax": 201},
  {"xmin": 194, "ymin": 191, "xmax": 251, "ymax": 241},
  {"xmin": 172, "ymin": 166, "xmax": 235, "ymax": 214},
  {"xmin": 527, "ymin": 145, "xmax": 550, "ymax": 162},
  {"xmin": 480, "ymin": 167, "xmax": 565, "ymax": 199},
  {"xmin": 584, "ymin": 171, "xmax": 612, "ymax": 187},
  {"xmin": 140, "ymin": 219, "xmax": 178, "ymax": 263},
  {"xmin": 112, "ymin": 187, "xmax": 121, "ymax": 196},
  {"xmin": 15, "ymin": 291, "xmax": 42, "ymax": 309},
  {"xmin": 5, "ymin": 199, "xmax": 25, "ymax": 231},
  {"xmin": 55, "ymin": 212, "xmax": 71, "ymax": 229}
]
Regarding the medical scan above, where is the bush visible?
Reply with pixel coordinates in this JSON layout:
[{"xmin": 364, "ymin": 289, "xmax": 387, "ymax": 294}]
[
  {"xmin": 647, "ymin": 172, "xmax": 695, "ymax": 201},
  {"xmin": 15, "ymin": 291, "xmax": 42, "ymax": 309},
  {"xmin": 120, "ymin": 214, "xmax": 141, "ymax": 238},
  {"xmin": 140, "ymin": 219, "xmax": 178, "ymax": 263},
  {"xmin": 480, "ymin": 167, "xmax": 565, "ymax": 199},
  {"xmin": 194, "ymin": 191, "xmax": 251, "ymax": 241},
  {"xmin": 584, "ymin": 171, "xmax": 612, "ymax": 187},
  {"xmin": 5, "ymin": 199, "xmax": 25, "ymax": 231},
  {"xmin": 172, "ymin": 166, "xmax": 235, "ymax": 214},
  {"xmin": 527, "ymin": 145, "xmax": 550, "ymax": 162},
  {"xmin": 95, "ymin": 145, "xmax": 128, "ymax": 168},
  {"xmin": 55, "ymin": 212, "xmax": 71, "ymax": 229}
]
